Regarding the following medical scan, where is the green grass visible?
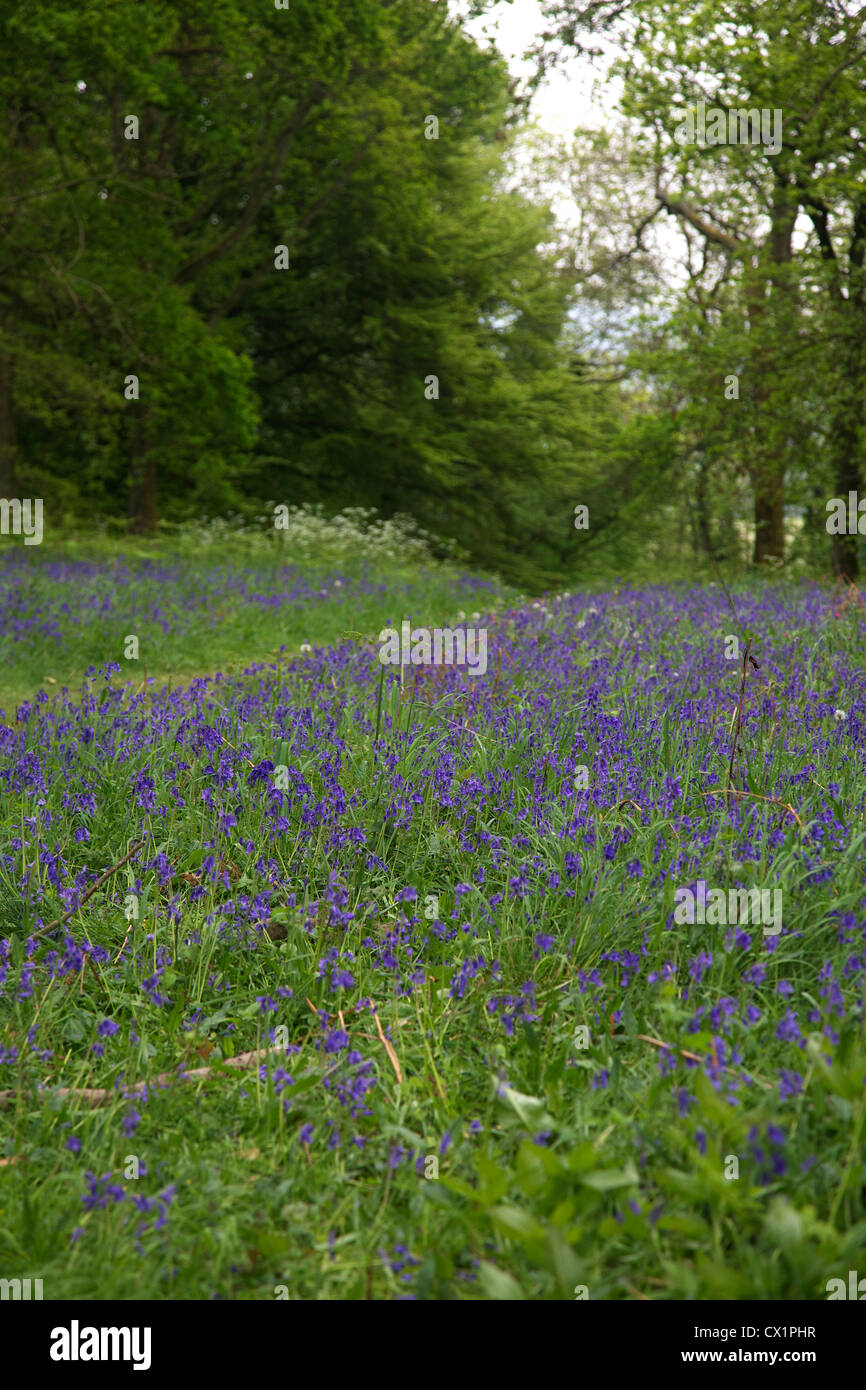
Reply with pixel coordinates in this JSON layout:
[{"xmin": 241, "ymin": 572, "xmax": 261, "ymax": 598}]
[
  {"xmin": 0, "ymin": 521, "xmax": 511, "ymax": 713},
  {"xmin": 1, "ymin": 561, "xmax": 865, "ymax": 1300}
]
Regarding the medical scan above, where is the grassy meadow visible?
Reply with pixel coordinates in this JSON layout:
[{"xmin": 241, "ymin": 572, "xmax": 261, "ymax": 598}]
[{"xmin": 1, "ymin": 525, "xmax": 865, "ymax": 1299}]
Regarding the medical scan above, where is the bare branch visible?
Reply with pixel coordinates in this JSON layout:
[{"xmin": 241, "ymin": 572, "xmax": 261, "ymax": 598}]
[{"xmin": 654, "ymin": 168, "xmax": 744, "ymax": 253}]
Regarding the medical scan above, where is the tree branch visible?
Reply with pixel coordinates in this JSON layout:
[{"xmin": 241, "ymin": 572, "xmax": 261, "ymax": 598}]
[
  {"xmin": 654, "ymin": 169, "xmax": 744, "ymax": 253},
  {"xmin": 208, "ymin": 133, "xmax": 379, "ymax": 325},
  {"xmin": 174, "ymin": 85, "xmax": 329, "ymax": 286}
]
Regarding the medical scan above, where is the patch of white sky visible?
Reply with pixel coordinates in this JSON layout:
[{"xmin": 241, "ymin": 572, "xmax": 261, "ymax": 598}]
[
  {"xmin": 459, "ymin": 0, "xmax": 618, "ymax": 136},
  {"xmin": 455, "ymin": 0, "xmax": 624, "ymax": 221},
  {"xmin": 451, "ymin": 0, "xmax": 814, "ymax": 297},
  {"xmin": 451, "ymin": 0, "xmax": 675, "ymax": 351}
]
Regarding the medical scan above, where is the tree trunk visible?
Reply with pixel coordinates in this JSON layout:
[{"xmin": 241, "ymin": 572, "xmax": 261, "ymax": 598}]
[
  {"xmin": 128, "ymin": 411, "xmax": 158, "ymax": 533},
  {"xmin": 0, "ymin": 346, "xmax": 16, "ymax": 495},
  {"xmin": 828, "ymin": 308, "xmax": 865, "ymax": 581},
  {"xmin": 746, "ymin": 184, "xmax": 798, "ymax": 567},
  {"xmin": 752, "ymin": 466, "xmax": 786, "ymax": 565},
  {"xmin": 694, "ymin": 450, "xmax": 717, "ymax": 560},
  {"xmin": 830, "ymin": 415, "xmax": 861, "ymax": 581}
]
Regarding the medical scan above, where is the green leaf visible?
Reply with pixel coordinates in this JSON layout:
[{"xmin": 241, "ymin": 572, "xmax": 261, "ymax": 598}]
[
  {"xmin": 476, "ymin": 1154, "xmax": 509, "ymax": 1204},
  {"xmin": 281, "ymin": 1070, "xmax": 321, "ymax": 1098},
  {"xmin": 546, "ymin": 1228, "xmax": 583, "ymax": 1295},
  {"xmin": 61, "ymin": 1015, "xmax": 87, "ymax": 1042},
  {"xmin": 543, "ymin": 1055, "xmax": 566, "ymax": 1086},
  {"xmin": 477, "ymin": 1261, "xmax": 526, "ymax": 1300},
  {"xmin": 439, "ymin": 1175, "xmax": 480, "ymax": 1201},
  {"xmin": 489, "ymin": 1204, "xmax": 546, "ymax": 1242},
  {"xmin": 764, "ymin": 1199, "xmax": 805, "ymax": 1250},
  {"xmin": 580, "ymin": 1161, "xmax": 639, "ymax": 1191},
  {"xmin": 254, "ymin": 1230, "xmax": 291, "ymax": 1258},
  {"xmin": 499, "ymin": 1086, "xmax": 554, "ymax": 1131}
]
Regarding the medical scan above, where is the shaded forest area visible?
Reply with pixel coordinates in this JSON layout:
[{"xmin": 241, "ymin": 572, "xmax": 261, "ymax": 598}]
[{"xmin": 2, "ymin": 0, "xmax": 865, "ymax": 587}]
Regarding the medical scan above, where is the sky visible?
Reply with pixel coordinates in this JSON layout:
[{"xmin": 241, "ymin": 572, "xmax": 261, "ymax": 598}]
[
  {"xmin": 455, "ymin": 0, "xmax": 623, "ymax": 137},
  {"xmin": 452, "ymin": 0, "xmax": 812, "ymax": 265},
  {"xmin": 452, "ymin": 0, "xmax": 646, "ymax": 258},
  {"xmin": 451, "ymin": 0, "xmax": 680, "ymax": 308}
]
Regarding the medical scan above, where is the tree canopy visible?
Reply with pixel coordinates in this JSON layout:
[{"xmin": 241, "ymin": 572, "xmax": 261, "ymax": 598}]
[{"xmin": 3, "ymin": 0, "xmax": 864, "ymax": 583}]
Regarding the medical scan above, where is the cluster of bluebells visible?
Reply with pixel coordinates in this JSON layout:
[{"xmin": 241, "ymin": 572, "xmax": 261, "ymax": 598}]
[
  {"xmin": 487, "ymin": 980, "xmax": 539, "ymax": 1036},
  {"xmin": 377, "ymin": 1243, "xmax": 422, "ymax": 1297},
  {"xmin": 746, "ymin": 1124, "xmax": 789, "ymax": 1185},
  {"xmin": 1, "ymin": 579, "xmax": 865, "ymax": 1231},
  {"xmin": 73, "ymin": 1170, "xmax": 177, "ymax": 1248}
]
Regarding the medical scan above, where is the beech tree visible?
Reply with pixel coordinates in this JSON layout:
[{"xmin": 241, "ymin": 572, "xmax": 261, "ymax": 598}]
[{"xmin": 524, "ymin": 0, "xmax": 866, "ymax": 573}]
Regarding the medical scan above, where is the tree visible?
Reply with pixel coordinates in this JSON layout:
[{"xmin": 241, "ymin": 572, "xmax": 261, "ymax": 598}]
[
  {"xmin": 2, "ymin": 0, "xmax": 613, "ymax": 587},
  {"xmin": 524, "ymin": 0, "xmax": 866, "ymax": 572}
]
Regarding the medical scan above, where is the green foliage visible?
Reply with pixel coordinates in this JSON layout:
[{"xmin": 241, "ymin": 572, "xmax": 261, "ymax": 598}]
[
  {"xmin": 2, "ymin": 565, "xmax": 864, "ymax": 1297},
  {"xmin": 0, "ymin": 0, "xmax": 626, "ymax": 587}
]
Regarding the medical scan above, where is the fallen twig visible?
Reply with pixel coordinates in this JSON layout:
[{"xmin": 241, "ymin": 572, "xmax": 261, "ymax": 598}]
[
  {"xmin": 635, "ymin": 1033, "xmax": 773, "ymax": 1089},
  {"xmin": 373, "ymin": 1006, "xmax": 402, "ymax": 1084},
  {"xmin": 0, "ymin": 1043, "xmax": 289, "ymax": 1110},
  {"xmin": 34, "ymin": 838, "xmax": 147, "ymax": 938}
]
